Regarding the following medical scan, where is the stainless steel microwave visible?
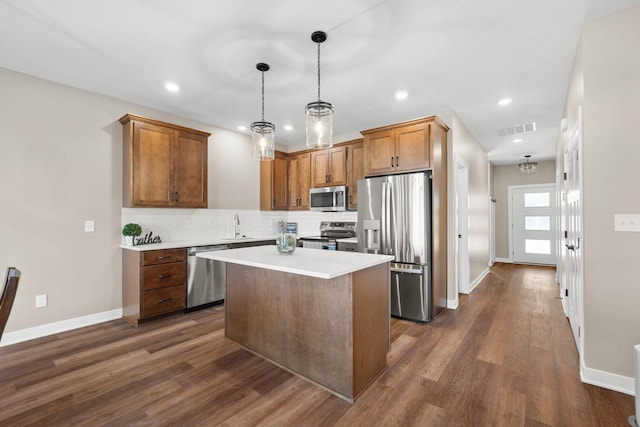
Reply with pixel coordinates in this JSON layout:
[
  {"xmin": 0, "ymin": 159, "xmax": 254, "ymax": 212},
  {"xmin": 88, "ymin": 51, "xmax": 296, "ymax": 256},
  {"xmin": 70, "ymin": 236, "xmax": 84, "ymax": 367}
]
[{"xmin": 310, "ymin": 186, "xmax": 348, "ymax": 212}]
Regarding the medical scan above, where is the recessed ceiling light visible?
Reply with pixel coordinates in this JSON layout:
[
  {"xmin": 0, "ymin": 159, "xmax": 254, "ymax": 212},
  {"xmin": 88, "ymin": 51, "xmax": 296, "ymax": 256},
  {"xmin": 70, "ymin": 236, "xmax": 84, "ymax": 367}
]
[
  {"xmin": 394, "ymin": 90, "xmax": 408, "ymax": 100},
  {"xmin": 513, "ymin": 138, "xmax": 523, "ymax": 143},
  {"xmin": 164, "ymin": 82, "xmax": 180, "ymax": 92},
  {"xmin": 498, "ymin": 97, "xmax": 512, "ymax": 106},
  {"xmin": 283, "ymin": 125, "xmax": 293, "ymax": 132},
  {"xmin": 237, "ymin": 125, "xmax": 247, "ymax": 131}
]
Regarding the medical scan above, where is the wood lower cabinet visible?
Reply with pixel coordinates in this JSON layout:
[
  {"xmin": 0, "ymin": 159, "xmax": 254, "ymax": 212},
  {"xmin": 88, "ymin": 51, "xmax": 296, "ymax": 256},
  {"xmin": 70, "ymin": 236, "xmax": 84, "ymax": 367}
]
[
  {"xmin": 260, "ymin": 151, "xmax": 288, "ymax": 210},
  {"xmin": 120, "ymin": 114, "xmax": 209, "ymax": 208},
  {"xmin": 122, "ymin": 248, "xmax": 186, "ymax": 325},
  {"xmin": 346, "ymin": 140, "xmax": 364, "ymax": 209},
  {"xmin": 310, "ymin": 146, "xmax": 347, "ymax": 188},
  {"xmin": 288, "ymin": 153, "xmax": 310, "ymax": 210},
  {"xmin": 362, "ymin": 120, "xmax": 432, "ymax": 176}
]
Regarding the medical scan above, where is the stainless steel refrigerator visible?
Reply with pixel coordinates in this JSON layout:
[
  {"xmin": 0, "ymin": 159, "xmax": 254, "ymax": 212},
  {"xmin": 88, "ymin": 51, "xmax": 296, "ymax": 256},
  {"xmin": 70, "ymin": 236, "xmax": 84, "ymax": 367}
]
[{"xmin": 357, "ymin": 171, "xmax": 445, "ymax": 322}]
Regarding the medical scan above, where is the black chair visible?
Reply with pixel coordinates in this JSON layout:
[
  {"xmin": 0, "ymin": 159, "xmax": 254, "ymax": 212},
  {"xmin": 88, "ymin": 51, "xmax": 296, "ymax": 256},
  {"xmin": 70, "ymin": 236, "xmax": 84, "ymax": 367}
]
[{"xmin": 0, "ymin": 267, "xmax": 21, "ymax": 340}]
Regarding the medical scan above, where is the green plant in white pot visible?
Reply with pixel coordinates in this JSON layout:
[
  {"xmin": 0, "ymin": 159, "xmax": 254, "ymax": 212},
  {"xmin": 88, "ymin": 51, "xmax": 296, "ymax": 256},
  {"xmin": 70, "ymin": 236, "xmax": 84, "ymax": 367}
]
[{"xmin": 122, "ymin": 223, "xmax": 142, "ymax": 246}]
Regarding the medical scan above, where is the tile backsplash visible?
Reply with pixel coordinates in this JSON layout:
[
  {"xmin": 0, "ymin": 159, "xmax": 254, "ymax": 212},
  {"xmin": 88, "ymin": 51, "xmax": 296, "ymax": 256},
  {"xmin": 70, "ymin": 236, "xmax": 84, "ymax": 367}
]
[{"xmin": 122, "ymin": 208, "xmax": 357, "ymax": 242}]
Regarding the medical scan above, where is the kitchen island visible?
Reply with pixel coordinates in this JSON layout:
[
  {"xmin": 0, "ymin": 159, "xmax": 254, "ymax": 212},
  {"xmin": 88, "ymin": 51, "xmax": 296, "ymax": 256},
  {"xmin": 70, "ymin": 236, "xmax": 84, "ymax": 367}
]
[{"xmin": 197, "ymin": 246, "xmax": 394, "ymax": 402}]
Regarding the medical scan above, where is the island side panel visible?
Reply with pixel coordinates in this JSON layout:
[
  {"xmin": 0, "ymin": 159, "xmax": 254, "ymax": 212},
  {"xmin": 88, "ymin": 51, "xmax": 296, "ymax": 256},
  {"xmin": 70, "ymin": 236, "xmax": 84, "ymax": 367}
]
[
  {"xmin": 351, "ymin": 262, "xmax": 390, "ymax": 398},
  {"xmin": 225, "ymin": 264, "xmax": 354, "ymax": 398}
]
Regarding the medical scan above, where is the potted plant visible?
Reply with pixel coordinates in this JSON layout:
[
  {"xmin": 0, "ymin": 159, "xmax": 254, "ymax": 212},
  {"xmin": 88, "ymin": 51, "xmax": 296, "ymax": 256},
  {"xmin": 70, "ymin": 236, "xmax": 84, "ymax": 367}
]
[{"xmin": 122, "ymin": 223, "xmax": 142, "ymax": 246}]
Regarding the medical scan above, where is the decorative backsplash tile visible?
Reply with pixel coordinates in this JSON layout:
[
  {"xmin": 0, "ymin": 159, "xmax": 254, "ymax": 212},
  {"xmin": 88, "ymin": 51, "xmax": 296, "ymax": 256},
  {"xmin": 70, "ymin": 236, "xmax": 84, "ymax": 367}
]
[{"xmin": 122, "ymin": 208, "xmax": 357, "ymax": 241}]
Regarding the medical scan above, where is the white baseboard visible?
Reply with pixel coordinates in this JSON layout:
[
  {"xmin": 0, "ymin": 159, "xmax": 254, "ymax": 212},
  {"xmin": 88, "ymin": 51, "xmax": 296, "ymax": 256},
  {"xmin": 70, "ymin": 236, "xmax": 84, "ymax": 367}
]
[
  {"xmin": 581, "ymin": 363, "xmax": 635, "ymax": 396},
  {"xmin": 495, "ymin": 257, "xmax": 513, "ymax": 264},
  {"xmin": 447, "ymin": 298, "xmax": 459, "ymax": 309},
  {"xmin": 0, "ymin": 308, "xmax": 123, "ymax": 347},
  {"xmin": 460, "ymin": 267, "xmax": 491, "ymax": 295}
]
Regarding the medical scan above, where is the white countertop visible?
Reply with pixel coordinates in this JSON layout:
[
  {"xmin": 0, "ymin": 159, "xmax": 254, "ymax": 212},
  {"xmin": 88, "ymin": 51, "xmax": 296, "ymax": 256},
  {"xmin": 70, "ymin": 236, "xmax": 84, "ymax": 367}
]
[
  {"xmin": 119, "ymin": 236, "xmax": 275, "ymax": 251},
  {"xmin": 196, "ymin": 246, "xmax": 393, "ymax": 279}
]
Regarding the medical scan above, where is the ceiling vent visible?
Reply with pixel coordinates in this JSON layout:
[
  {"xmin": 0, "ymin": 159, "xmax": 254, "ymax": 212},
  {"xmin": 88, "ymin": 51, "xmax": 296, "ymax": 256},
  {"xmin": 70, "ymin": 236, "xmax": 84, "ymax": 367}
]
[{"xmin": 497, "ymin": 121, "xmax": 536, "ymax": 137}]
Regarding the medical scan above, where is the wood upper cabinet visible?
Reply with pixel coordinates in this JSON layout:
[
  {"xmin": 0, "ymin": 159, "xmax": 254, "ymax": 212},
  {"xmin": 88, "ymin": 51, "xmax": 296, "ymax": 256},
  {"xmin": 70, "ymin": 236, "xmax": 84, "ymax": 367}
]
[
  {"xmin": 120, "ymin": 114, "xmax": 209, "ymax": 208},
  {"xmin": 288, "ymin": 153, "xmax": 310, "ymax": 210},
  {"xmin": 310, "ymin": 146, "xmax": 347, "ymax": 188},
  {"xmin": 260, "ymin": 151, "xmax": 288, "ymax": 211},
  {"xmin": 346, "ymin": 140, "xmax": 364, "ymax": 209},
  {"xmin": 362, "ymin": 121, "xmax": 430, "ymax": 176}
]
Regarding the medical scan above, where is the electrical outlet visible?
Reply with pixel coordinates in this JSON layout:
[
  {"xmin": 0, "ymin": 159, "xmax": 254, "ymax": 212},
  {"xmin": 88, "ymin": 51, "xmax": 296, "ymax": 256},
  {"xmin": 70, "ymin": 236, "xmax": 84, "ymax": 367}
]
[
  {"xmin": 35, "ymin": 294, "xmax": 47, "ymax": 308},
  {"xmin": 84, "ymin": 220, "xmax": 95, "ymax": 232},
  {"xmin": 614, "ymin": 214, "xmax": 640, "ymax": 232}
]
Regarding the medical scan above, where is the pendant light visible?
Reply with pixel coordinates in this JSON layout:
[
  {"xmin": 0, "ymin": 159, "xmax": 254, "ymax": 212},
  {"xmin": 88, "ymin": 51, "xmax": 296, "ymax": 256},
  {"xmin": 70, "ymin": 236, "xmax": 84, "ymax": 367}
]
[
  {"xmin": 519, "ymin": 155, "xmax": 538, "ymax": 174},
  {"xmin": 305, "ymin": 31, "xmax": 333, "ymax": 149},
  {"xmin": 251, "ymin": 63, "xmax": 275, "ymax": 160}
]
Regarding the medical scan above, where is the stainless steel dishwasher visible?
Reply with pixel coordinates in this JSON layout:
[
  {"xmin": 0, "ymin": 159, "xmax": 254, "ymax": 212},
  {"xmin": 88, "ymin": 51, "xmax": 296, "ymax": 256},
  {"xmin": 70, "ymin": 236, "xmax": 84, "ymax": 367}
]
[{"xmin": 186, "ymin": 245, "xmax": 229, "ymax": 311}]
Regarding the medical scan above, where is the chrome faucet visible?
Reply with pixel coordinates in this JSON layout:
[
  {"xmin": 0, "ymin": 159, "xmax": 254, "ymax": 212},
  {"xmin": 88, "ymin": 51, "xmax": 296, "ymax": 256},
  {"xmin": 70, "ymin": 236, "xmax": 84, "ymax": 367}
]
[{"xmin": 233, "ymin": 214, "xmax": 240, "ymax": 237}]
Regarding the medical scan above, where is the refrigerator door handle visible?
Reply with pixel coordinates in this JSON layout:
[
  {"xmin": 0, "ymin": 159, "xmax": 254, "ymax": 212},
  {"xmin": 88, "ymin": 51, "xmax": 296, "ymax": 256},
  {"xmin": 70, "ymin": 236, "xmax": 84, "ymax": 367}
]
[
  {"xmin": 382, "ymin": 181, "xmax": 392, "ymax": 255},
  {"xmin": 381, "ymin": 182, "xmax": 387, "ymax": 254},
  {"xmin": 390, "ymin": 267, "xmax": 423, "ymax": 274}
]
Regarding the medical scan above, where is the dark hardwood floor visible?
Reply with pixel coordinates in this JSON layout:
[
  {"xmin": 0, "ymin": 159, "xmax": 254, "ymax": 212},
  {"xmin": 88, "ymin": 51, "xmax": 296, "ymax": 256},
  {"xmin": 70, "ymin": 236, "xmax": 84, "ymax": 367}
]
[{"xmin": 0, "ymin": 263, "xmax": 634, "ymax": 426}]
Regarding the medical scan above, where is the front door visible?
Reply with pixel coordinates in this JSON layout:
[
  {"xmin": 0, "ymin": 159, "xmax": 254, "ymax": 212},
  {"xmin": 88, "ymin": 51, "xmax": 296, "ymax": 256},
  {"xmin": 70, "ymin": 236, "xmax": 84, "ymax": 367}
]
[{"xmin": 511, "ymin": 184, "xmax": 557, "ymax": 265}]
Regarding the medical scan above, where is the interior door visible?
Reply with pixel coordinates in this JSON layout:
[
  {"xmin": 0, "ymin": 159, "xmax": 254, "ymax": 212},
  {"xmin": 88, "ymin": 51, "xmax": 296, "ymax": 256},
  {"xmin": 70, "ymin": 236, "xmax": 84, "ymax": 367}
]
[
  {"xmin": 511, "ymin": 184, "xmax": 557, "ymax": 265},
  {"xmin": 456, "ymin": 158, "xmax": 470, "ymax": 293},
  {"xmin": 564, "ymin": 108, "xmax": 584, "ymax": 351}
]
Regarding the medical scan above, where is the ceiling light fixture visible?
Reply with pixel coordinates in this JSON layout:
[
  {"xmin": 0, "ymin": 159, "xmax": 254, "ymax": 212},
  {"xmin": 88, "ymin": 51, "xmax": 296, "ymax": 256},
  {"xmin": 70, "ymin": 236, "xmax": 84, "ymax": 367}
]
[
  {"xmin": 283, "ymin": 124, "xmax": 293, "ymax": 132},
  {"xmin": 519, "ymin": 155, "xmax": 538, "ymax": 174},
  {"xmin": 305, "ymin": 30, "xmax": 333, "ymax": 149},
  {"xmin": 251, "ymin": 63, "xmax": 275, "ymax": 161},
  {"xmin": 395, "ymin": 90, "xmax": 408, "ymax": 100},
  {"xmin": 498, "ymin": 97, "xmax": 512, "ymax": 106},
  {"xmin": 164, "ymin": 82, "xmax": 180, "ymax": 92},
  {"xmin": 513, "ymin": 138, "xmax": 523, "ymax": 143},
  {"xmin": 237, "ymin": 125, "xmax": 247, "ymax": 131}
]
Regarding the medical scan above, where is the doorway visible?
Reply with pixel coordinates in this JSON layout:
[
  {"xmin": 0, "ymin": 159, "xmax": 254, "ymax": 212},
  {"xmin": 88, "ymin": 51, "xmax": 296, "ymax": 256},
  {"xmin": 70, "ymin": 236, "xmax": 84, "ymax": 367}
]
[
  {"xmin": 455, "ymin": 156, "xmax": 470, "ymax": 294},
  {"xmin": 509, "ymin": 184, "xmax": 557, "ymax": 265}
]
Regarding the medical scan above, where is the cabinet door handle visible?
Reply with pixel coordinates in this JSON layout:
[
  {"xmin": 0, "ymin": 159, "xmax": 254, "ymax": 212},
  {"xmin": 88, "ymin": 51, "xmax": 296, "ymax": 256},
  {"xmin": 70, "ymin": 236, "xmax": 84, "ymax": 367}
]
[
  {"xmin": 175, "ymin": 191, "xmax": 179, "ymax": 202},
  {"xmin": 158, "ymin": 255, "xmax": 172, "ymax": 260},
  {"xmin": 158, "ymin": 297, "xmax": 172, "ymax": 303},
  {"xmin": 158, "ymin": 274, "xmax": 171, "ymax": 279},
  {"xmin": 396, "ymin": 156, "xmax": 399, "ymax": 167},
  {"xmin": 391, "ymin": 157, "xmax": 394, "ymax": 167},
  {"xmin": 329, "ymin": 174, "xmax": 332, "ymax": 182},
  {"xmin": 168, "ymin": 191, "xmax": 173, "ymax": 202}
]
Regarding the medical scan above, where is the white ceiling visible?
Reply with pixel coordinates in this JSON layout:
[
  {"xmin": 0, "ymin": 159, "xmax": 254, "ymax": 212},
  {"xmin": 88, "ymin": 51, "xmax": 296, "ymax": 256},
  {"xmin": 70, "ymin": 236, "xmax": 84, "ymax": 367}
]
[{"xmin": 1, "ymin": 0, "xmax": 639, "ymax": 165}]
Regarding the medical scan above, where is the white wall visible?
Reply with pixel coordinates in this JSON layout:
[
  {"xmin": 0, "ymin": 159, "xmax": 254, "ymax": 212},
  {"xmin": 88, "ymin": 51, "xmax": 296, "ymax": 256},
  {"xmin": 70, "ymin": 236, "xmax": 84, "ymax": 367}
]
[
  {"xmin": 0, "ymin": 68, "xmax": 261, "ymax": 334},
  {"xmin": 440, "ymin": 113, "xmax": 491, "ymax": 304},
  {"xmin": 581, "ymin": 7, "xmax": 640, "ymax": 380},
  {"xmin": 556, "ymin": 5, "xmax": 640, "ymax": 385}
]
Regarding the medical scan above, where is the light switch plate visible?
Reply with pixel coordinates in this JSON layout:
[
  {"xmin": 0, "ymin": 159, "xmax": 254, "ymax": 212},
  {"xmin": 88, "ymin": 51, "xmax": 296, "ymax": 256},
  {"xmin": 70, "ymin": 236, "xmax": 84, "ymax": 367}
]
[
  {"xmin": 614, "ymin": 214, "xmax": 640, "ymax": 232},
  {"xmin": 84, "ymin": 220, "xmax": 95, "ymax": 232},
  {"xmin": 35, "ymin": 294, "xmax": 47, "ymax": 308}
]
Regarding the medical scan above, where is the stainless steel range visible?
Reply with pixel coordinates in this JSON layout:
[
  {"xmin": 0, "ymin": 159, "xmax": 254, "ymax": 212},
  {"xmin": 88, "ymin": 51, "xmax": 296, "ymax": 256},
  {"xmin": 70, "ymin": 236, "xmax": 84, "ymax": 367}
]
[{"xmin": 298, "ymin": 221, "xmax": 356, "ymax": 251}]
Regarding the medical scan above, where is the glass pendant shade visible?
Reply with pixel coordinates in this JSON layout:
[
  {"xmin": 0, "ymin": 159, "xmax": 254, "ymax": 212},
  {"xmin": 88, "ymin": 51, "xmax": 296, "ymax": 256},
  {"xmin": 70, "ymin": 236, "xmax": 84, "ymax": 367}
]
[
  {"xmin": 251, "ymin": 121, "xmax": 275, "ymax": 160},
  {"xmin": 251, "ymin": 62, "xmax": 274, "ymax": 160},
  {"xmin": 518, "ymin": 155, "xmax": 538, "ymax": 174},
  {"xmin": 306, "ymin": 31, "xmax": 333, "ymax": 149},
  {"xmin": 305, "ymin": 100, "xmax": 333, "ymax": 149}
]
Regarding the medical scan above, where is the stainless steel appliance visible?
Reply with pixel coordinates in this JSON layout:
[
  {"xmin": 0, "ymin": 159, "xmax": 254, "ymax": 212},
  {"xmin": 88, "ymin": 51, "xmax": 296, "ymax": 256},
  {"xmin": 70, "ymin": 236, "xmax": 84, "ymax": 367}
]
[
  {"xmin": 310, "ymin": 186, "xmax": 348, "ymax": 212},
  {"xmin": 298, "ymin": 221, "xmax": 356, "ymax": 250},
  {"xmin": 186, "ymin": 244, "xmax": 229, "ymax": 310},
  {"xmin": 357, "ymin": 171, "xmax": 445, "ymax": 322}
]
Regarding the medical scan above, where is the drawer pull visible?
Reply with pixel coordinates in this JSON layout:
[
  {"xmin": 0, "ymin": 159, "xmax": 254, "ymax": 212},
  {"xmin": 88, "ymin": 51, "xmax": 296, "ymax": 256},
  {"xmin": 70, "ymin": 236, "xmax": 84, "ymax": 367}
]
[
  {"xmin": 158, "ymin": 297, "xmax": 172, "ymax": 303},
  {"xmin": 157, "ymin": 255, "xmax": 172, "ymax": 260},
  {"xmin": 158, "ymin": 274, "xmax": 172, "ymax": 279}
]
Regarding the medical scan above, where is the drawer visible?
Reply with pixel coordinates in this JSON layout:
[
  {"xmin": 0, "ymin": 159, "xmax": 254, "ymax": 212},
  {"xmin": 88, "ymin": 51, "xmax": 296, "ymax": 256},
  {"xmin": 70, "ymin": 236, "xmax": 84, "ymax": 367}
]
[
  {"xmin": 142, "ymin": 285, "xmax": 185, "ymax": 318},
  {"xmin": 143, "ymin": 262, "xmax": 185, "ymax": 291},
  {"xmin": 143, "ymin": 248, "xmax": 186, "ymax": 266}
]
